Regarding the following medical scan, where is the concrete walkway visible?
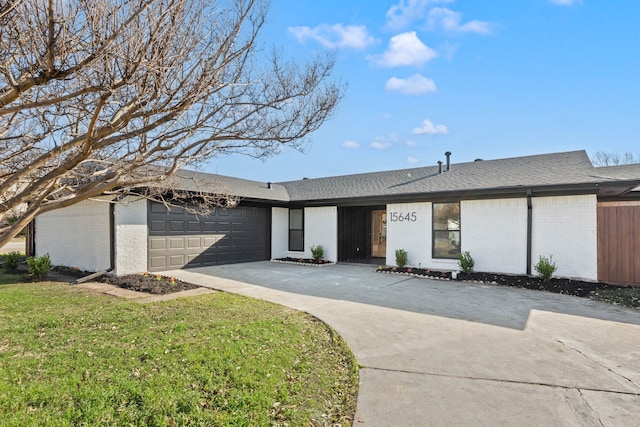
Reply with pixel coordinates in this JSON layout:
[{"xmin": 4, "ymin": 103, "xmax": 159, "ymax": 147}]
[{"xmin": 164, "ymin": 261, "xmax": 640, "ymax": 426}]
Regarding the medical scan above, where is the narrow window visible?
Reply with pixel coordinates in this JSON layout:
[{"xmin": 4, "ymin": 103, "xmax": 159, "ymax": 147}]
[
  {"xmin": 289, "ymin": 208, "xmax": 304, "ymax": 251},
  {"xmin": 433, "ymin": 202, "xmax": 460, "ymax": 259}
]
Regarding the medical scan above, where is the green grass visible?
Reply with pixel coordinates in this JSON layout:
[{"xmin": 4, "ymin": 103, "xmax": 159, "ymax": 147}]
[{"xmin": 0, "ymin": 280, "xmax": 358, "ymax": 426}]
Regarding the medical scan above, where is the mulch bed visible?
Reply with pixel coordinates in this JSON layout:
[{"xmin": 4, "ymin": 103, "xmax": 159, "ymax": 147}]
[
  {"xmin": 455, "ymin": 272, "xmax": 624, "ymax": 297},
  {"xmin": 100, "ymin": 274, "xmax": 200, "ymax": 295},
  {"xmin": 273, "ymin": 257, "xmax": 333, "ymax": 266},
  {"xmin": 376, "ymin": 266, "xmax": 626, "ymax": 298},
  {"xmin": 377, "ymin": 266, "xmax": 452, "ymax": 280},
  {"xmin": 49, "ymin": 266, "xmax": 200, "ymax": 295}
]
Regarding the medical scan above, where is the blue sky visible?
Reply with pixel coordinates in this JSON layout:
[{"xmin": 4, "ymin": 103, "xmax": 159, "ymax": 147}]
[{"xmin": 207, "ymin": 0, "xmax": 640, "ymax": 182}]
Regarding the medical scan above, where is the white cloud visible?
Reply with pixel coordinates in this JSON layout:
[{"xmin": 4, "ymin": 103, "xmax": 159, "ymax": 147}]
[
  {"xmin": 412, "ymin": 119, "xmax": 449, "ymax": 135},
  {"xmin": 428, "ymin": 7, "xmax": 493, "ymax": 34},
  {"xmin": 407, "ymin": 156, "xmax": 420, "ymax": 164},
  {"xmin": 342, "ymin": 140, "xmax": 361, "ymax": 149},
  {"xmin": 371, "ymin": 141, "xmax": 393, "ymax": 150},
  {"xmin": 288, "ymin": 24, "xmax": 377, "ymax": 49},
  {"xmin": 386, "ymin": 0, "xmax": 453, "ymax": 30},
  {"xmin": 386, "ymin": 74, "xmax": 437, "ymax": 95},
  {"xmin": 405, "ymin": 139, "xmax": 418, "ymax": 147},
  {"xmin": 549, "ymin": 0, "xmax": 582, "ymax": 5},
  {"xmin": 367, "ymin": 32, "xmax": 437, "ymax": 67},
  {"xmin": 381, "ymin": 112, "xmax": 393, "ymax": 119},
  {"xmin": 370, "ymin": 136, "xmax": 393, "ymax": 150}
]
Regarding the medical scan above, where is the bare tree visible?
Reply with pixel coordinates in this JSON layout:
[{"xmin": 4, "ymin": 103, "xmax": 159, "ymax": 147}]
[
  {"xmin": 0, "ymin": 0, "xmax": 342, "ymax": 247},
  {"xmin": 592, "ymin": 151, "xmax": 640, "ymax": 166}
]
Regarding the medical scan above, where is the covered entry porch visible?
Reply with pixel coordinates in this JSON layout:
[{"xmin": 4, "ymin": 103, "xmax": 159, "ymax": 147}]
[{"xmin": 337, "ymin": 206, "xmax": 387, "ymax": 264}]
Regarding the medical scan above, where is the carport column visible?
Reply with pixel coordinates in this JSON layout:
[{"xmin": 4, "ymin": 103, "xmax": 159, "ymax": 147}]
[{"xmin": 526, "ymin": 189, "xmax": 532, "ymax": 276}]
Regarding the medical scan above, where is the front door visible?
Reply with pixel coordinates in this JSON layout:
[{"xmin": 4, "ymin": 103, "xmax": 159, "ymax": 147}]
[{"xmin": 371, "ymin": 210, "xmax": 387, "ymax": 258}]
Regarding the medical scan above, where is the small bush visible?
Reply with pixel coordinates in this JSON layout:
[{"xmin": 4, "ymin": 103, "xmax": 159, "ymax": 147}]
[
  {"xmin": 310, "ymin": 245, "xmax": 324, "ymax": 261},
  {"xmin": 458, "ymin": 251, "xmax": 475, "ymax": 273},
  {"xmin": 26, "ymin": 254, "xmax": 51, "ymax": 280},
  {"xmin": 534, "ymin": 255, "xmax": 557, "ymax": 282},
  {"xmin": 395, "ymin": 249, "xmax": 408, "ymax": 268},
  {"xmin": 3, "ymin": 251, "xmax": 23, "ymax": 273}
]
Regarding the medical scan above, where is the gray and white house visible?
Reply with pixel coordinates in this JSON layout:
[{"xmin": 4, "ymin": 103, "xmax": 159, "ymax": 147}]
[{"xmin": 33, "ymin": 150, "xmax": 640, "ymax": 286}]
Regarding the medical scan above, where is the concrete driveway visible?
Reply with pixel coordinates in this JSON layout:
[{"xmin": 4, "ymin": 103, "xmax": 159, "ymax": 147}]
[{"xmin": 165, "ymin": 261, "xmax": 640, "ymax": 426}]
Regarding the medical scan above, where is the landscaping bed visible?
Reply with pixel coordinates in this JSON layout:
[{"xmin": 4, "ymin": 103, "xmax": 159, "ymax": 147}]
[
  {"xmin": 376, "ymin": 266, "xmax": 640, "ymax": 308},
  {"xmin": 100, "ymin": 273, "xmax": 201, "ymax": 294},
  {"xmin": 273, "ymin": 257, "xmax": 333, "ymax": 266},
  {"xmin": 48, "ymin": 266, "xmax": 201, "ymax": 295},
  {"xmin": 455, "ymin": 271, "xmax": 622, "ymax": 297}
]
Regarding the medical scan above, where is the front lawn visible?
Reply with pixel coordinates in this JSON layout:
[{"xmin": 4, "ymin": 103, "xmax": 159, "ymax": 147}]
[{"xmin": 0, "ymin": 280, "xmax": 358, "ymax": 426}]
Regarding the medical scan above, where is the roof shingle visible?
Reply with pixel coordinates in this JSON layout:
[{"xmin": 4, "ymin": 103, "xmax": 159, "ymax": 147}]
[{"xmin": 278, "ymin": 150, "xmax": 627, "ymax": 201}]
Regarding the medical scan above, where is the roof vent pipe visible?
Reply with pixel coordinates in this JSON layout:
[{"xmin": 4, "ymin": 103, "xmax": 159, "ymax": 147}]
[
  {"xmin": 267, "ymin": 182, "xmax": 272, "ymax": 189},
  {"xmin": 445, "ymin": 151, "xmax": 452, "ymax": 171},
  {"xmin": 437, "ymin": 160, "xmax": 443, "ymax": 174}
]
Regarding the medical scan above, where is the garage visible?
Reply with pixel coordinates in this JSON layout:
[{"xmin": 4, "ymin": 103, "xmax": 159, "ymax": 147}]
[{"xmin": 148, "ymin": 201, "xmax": 270, "ymax": 271}]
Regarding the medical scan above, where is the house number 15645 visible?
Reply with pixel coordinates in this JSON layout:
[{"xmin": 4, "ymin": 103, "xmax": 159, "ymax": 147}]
[{"xmin": 389, "ymin": 212, "xmax": 417, "ymax": 222}]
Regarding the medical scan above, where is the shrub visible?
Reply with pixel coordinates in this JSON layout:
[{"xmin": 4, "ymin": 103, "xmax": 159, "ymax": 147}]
[
  {"xmin": 534, "ymin": 255, "xmax": 557, "ymax": 282},
  {"xmin": 310, "ymin": 245, "xmax": 324, "ymax": 261},
  {"xmin": 395, "ymin": 249, "xmax": 408, "ymax": 268},
  {"xmin": 26, "ymin": 254, "xmax": 51, "ymax": 280},
  {"xmin": 3, "ymin": 251, "xmax": 23, "ymax": 273},
  {"xmin": 458, "ymin": 251, "xmax": 475, "ymax": 273}
]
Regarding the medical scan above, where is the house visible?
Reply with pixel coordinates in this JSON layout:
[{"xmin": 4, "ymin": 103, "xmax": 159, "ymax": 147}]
[{"xmin": 33, "ymin": 150, "xmax": 640, "ymax": 285}]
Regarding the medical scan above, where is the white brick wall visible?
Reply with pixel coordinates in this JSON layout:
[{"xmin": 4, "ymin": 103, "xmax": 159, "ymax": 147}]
[
  {"xmin": 271, "ymin": 207, "xmax": 289, "ymax": 259},
  {"xmin": 532, "ymin": 194, "xmax": 597, "ymax": 281},
  {"xmin": 386, "ymin": 202, "xmax": 431, "ymax": 267},
  {"xmin": 386, "ymin": 202, "xmax": 459, "ymax": 270},
  {"xmin": 113, "ymin": 198, "xmax": 148, "ymax": 275},
  {"xmin": 385, "ymin": 196, "xmax": 597, "ymax": 279},
  {"xmin": 271, "ymin": 206, "xmax": 338, "ymax": 262},
  {"xmin": 462, "ymin": 198, "xmax": 528, "ymax": 275},
  {"xmin": 304, "ymin": 206, "xmax": 338, "ymax": 262},
  {"xmin": 35, "ymin": 198, "xmax": 111, "ymax": 272}
]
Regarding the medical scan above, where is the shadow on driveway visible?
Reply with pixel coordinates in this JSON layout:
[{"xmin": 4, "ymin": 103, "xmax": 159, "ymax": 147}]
[{"xmin": 181, "ymin": 261, "xmax": 640, "ymax": 330}]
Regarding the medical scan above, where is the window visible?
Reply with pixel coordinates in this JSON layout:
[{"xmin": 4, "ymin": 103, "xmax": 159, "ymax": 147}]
[
  {"xmin": 289, "ymin": 208, "xmax": 304, "ymax": 251},
  {"xmin": 433, "ymin": 202, "xmax": 460, "ymax": 259}
]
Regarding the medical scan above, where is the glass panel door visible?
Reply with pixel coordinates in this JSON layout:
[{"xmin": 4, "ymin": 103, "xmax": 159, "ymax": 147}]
[{"xmin": 371, "ymin": 210, "xmax": 387, "ymax": 258}]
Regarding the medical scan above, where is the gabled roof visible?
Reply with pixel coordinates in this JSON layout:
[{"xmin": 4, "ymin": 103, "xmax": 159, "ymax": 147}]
[{"xmin": 278, "ymin": 150, "xmax": 638, "ymax": 202}]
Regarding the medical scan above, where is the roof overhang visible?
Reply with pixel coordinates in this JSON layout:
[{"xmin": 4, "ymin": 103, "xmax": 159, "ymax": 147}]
[{"xmin": 287, "ymin": 183, "xmax": 605, "ymax": 207}]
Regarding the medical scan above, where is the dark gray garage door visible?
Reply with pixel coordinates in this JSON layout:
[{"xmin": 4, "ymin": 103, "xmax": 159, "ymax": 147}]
[{"xmin": 148, "ymin": 202, "xmax": 269, "ymax": 271}]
